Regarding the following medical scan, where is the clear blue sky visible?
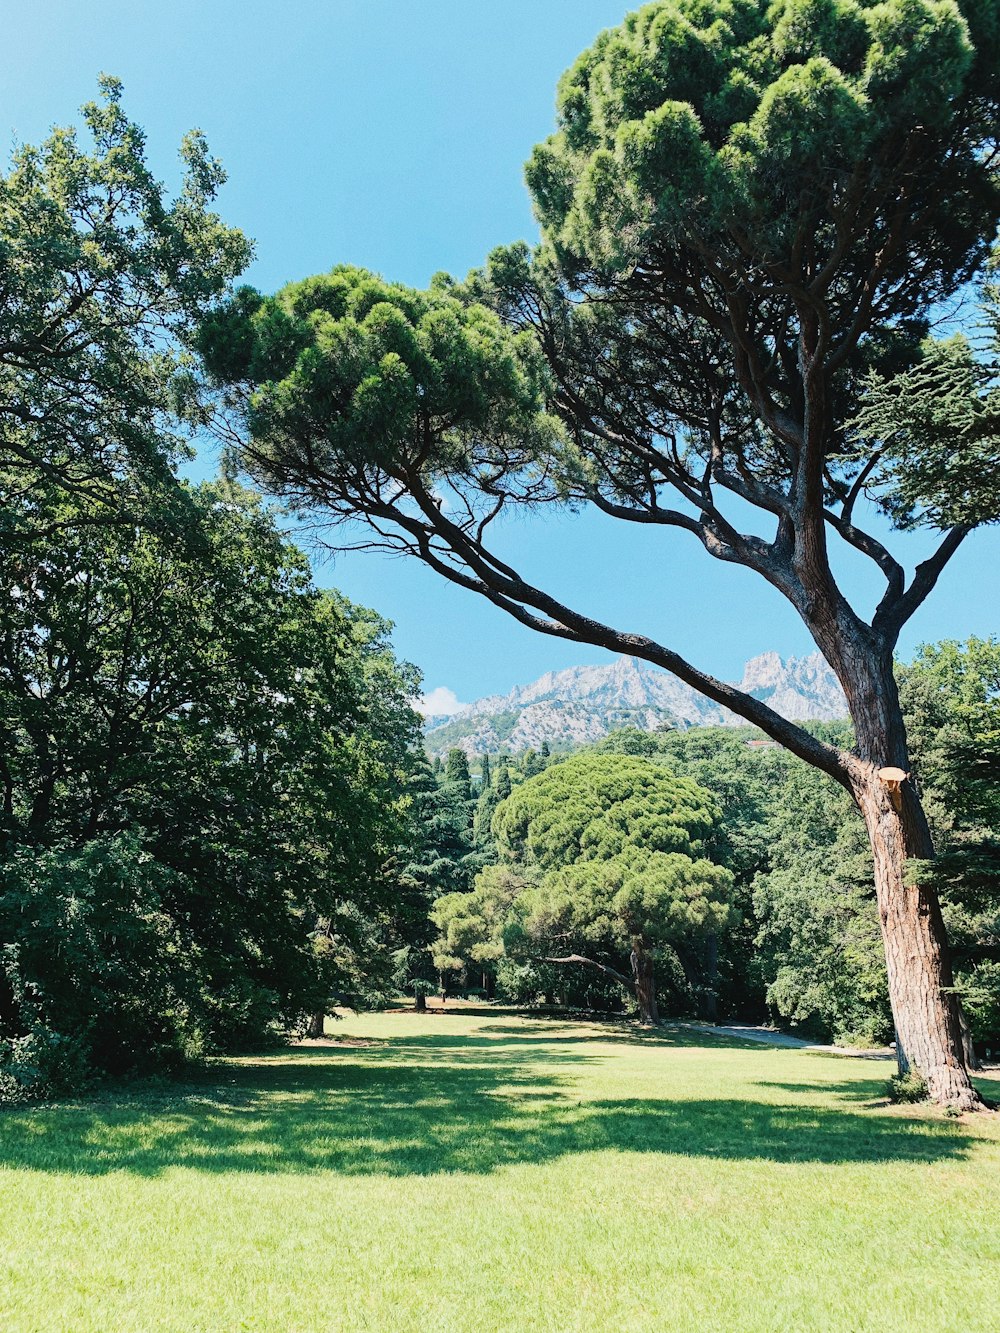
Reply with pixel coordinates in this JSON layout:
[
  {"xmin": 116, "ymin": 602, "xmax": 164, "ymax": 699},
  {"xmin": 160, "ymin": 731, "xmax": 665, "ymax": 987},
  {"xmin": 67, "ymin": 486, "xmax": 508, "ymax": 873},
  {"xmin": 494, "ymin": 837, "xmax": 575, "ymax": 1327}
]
[{"xmin": 4, "ymin": 0, "xmax": 998, "ymax": 706}]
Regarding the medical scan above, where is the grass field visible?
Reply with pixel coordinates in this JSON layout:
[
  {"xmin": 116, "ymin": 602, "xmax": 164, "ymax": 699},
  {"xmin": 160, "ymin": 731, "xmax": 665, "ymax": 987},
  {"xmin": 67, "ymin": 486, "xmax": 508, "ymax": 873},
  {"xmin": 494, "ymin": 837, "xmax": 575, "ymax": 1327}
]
[{"xmin": 1, "ymin": 1009, "xmax": 999, "ymax": 1333}]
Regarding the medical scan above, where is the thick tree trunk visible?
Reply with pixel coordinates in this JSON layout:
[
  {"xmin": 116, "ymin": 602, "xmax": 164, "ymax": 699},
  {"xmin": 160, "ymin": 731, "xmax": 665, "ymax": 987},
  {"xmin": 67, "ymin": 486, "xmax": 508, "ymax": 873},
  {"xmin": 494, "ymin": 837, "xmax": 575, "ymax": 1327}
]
[
  {"xmin": 836, "ymin": 647, "xmax": 983, "ymax": 1110},
  {"xmin": 852, "ymin": 769, "xmax": 980, "ymax": 1108},
  {"xmin": 306, "ymin": 1008, "xmax": 325, "ymax": 1038},
  {"xmin": 415, "ymin": 991, "xmax": 426, "ymax": 1013},
  {"xmin": 631, "ymin": 937, "xmax": 659, "ymax": 1026}
]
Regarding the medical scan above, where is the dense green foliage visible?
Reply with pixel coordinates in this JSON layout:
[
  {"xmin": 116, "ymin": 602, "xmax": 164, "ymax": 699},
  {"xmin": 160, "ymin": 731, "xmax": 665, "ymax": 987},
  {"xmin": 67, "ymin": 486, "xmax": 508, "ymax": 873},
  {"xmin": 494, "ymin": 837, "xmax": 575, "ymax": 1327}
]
[
  {"xmin": 899, "ymin": 639, "xmax": 1000, "ymax": 1045},
  {"xmin": 0, "ymin": 480, "xmax": 420, "ymax": 1093},
  {"xmin": 433, "ymin": 753, "xmax": 733, "ymax": 1014},
  {"xmin": 199, "ymin": 0, "xmax": 1000, "ymax": 547},
  {"xmin": 595, "ymin": 723, "xmax": 889, "ymax": 1040},
  {"xmin": 195, "ymin": 264, "xmax": 560, "ymax": 518},
  {"xmin": 0, "ymin": 90, "xmax": 428, "ymax": 1099},
  {"xmin": 426, "ymin": 633, "xmax": 1000, "ymax": 1045},
  {"xmin": 589, "ymin": 641, "xmax": 1000, "ymax": 1048},
  {"xmin": 853, "ymin": 284, "xmax": 1000, "ymax": 528},
  {"xmin": 0, "ymin": 77, "xmax": 248, "ymax": 522}
]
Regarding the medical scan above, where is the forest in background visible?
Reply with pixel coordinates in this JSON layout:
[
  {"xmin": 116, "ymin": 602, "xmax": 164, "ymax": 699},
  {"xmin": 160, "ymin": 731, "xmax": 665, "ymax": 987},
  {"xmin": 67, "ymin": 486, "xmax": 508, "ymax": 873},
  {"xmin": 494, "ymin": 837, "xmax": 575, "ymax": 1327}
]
[{"xmin": 416, "ymin": 643, "xmax": 999, "ymax": 1054}]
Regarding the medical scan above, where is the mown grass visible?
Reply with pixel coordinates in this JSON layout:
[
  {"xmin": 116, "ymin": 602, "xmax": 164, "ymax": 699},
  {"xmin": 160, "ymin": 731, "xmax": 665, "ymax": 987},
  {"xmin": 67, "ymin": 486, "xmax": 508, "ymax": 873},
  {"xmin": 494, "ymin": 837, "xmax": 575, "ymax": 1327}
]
[{"xmin": 1, "ymin": 1009, "xmax": 999, "ymax": 1332}]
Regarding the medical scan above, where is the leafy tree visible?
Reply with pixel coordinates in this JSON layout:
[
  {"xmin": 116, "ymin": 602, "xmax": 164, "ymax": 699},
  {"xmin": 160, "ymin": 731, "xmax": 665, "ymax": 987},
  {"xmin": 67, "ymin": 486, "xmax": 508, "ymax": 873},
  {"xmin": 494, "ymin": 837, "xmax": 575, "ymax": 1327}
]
[
  {"xmin": 750, "ymin": 759, "xmax": 889, "ymax": 1046},
  {"xmin": 606, "ymin": 722, "xmax": 864, "ymax": 1023},
  {"xmin": 444, "ymin": 747, "xmax": 473, "ymax": 801},
  {"xmin": 0, "ymin": 481, "xmax": 419, "ymax": 1090},
  {"xmin": 399, "ymin": 750, "xmax": 477, "ymax": 904},
  {"xmin": 0, "ymin": 77, "xmax": 248, "ymax": 530},
  {"xmin": 489, "ymin": 752, "xmax": 731, "ymax": 1021},
  {"xmin": 431, "ymin": 864, "xmax": 531, "ymax": 998},
  {"xmin": 852, "ymin": 282, "xmax": 1000, "ymax": 528},
  {"xmin": 199, "ymin": 2, "xmax": 1000, "ymax": 1105},
  {"xmin": 473, "ymin": 772, "xmax": 503, "ymax": 852}
]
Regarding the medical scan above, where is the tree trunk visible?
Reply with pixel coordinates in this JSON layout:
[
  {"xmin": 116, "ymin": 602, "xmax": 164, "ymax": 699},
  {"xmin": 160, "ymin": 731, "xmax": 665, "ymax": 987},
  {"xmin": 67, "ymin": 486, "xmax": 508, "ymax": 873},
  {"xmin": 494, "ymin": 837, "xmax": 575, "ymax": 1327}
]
[
  {"xmin": 415, "ymin": 991, "xmax": 426, "ymax": 1014},
  {"xmin": 483, "ymin": 971, "xmax": 495, "ymax": 1001},
  {"xmin": 807, "ymin": 623, "xmax": 984, "ymax": 1111},
  {"xmin": 704, "ymin": 932, "xmax": 718, "ymax": 1023},
  {"xmin": 307, "ymin": 1008, "xmax": 325, "ymax": 1038},
  {"xmin": 959, "ymin": 1008, "xmax": 981, "ymax": 1072},
  {"xmin": 630, "ymin": 937, "xmax": 659, "ymax": 1025},
  {"xmin": 853, "ymin": 769, "xmax": 979, "ymax": 1107}
]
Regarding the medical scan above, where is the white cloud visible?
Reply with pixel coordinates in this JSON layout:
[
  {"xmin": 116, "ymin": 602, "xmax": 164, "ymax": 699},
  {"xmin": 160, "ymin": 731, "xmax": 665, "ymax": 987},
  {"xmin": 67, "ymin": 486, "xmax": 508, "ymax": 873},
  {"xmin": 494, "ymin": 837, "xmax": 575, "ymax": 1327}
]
[{"xmin": 415, "ymin": 686, "xmax": 467, "ymax": 718}]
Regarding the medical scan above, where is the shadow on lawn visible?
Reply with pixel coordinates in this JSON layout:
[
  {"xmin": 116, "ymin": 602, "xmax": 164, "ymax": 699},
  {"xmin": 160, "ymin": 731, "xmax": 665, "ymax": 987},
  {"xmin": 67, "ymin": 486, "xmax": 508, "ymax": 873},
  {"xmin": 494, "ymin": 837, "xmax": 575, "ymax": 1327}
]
[{"xmin": 0, "ymin": 1027, "xmax": 981, "ymax": 1179}]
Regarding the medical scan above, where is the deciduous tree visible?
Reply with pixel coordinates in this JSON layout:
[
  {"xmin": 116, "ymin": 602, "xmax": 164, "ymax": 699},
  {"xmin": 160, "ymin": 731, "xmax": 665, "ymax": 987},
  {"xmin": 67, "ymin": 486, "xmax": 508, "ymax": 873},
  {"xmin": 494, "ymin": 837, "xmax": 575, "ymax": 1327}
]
[{"xmin": 0, "ymin": 78, "xmax": 248, "ymax": 531}]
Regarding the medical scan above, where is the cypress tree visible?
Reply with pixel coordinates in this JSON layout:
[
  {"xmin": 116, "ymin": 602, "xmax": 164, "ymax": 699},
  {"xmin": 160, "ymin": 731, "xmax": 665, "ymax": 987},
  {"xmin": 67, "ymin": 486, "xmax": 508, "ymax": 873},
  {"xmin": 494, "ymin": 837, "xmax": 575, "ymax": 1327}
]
[{"xmin": 445, "ymin": 748, "xmax": 472, "ymax": 802}]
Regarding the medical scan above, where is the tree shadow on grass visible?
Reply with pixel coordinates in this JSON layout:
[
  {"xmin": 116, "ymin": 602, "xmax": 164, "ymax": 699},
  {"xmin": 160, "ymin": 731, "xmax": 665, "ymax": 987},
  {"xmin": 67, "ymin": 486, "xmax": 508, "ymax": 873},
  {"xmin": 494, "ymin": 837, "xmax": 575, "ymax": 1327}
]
[
  {"xmin": 759, "ymin": 1072, "xmax": 1000, "ymax": 1102},
  {"xmin": 0, "ymin": 1032, "xmax": 981, "ymax": 1179},
  {"xmin": 472, "ymin": 1021, "xmax": 778, "ymax": 1052}
]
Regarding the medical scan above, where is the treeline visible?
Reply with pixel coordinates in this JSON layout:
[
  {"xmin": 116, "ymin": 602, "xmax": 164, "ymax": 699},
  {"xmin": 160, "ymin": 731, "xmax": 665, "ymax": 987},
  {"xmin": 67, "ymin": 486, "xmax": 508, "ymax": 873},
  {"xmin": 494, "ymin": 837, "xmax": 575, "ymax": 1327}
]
[
  {"xmin": 0, "ymin": 86, "xmax": 432, "ymax": 1100},
  {"xmin": 424, "ymin": 640, "xmax": 1000, "ymax": 1052}
]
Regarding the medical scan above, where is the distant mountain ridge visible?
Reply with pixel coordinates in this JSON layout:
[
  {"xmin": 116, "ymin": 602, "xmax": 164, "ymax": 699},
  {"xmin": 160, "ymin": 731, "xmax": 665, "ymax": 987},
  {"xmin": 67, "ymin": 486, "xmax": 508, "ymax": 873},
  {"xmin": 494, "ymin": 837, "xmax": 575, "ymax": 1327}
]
[{"xmin": 423, "ymin": 652, "xmax": 847, "ymax": 757}]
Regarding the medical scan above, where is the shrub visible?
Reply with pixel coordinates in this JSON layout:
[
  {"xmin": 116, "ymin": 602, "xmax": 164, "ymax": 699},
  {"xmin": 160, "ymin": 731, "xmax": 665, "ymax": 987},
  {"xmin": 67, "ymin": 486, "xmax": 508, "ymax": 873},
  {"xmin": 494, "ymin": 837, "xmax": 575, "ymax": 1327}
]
[
  {"xmin": 887, "ymin": 1069, "xmax": 929, "ymax": 1104},
  {"xmin": 0, "ymin": 1027, "xmax": 92, "ymax": 1105},
  {"xmin": 0, "ymin": 837, "xmax": 211, "ymax": 1087}
]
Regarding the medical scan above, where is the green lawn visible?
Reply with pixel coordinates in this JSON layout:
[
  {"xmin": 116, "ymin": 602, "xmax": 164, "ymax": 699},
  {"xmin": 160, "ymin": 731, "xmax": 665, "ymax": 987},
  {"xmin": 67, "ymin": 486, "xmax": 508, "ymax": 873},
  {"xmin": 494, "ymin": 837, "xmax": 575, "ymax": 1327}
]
[{"xmin": 2, "ymin": 1010, "xmax": 999, "ymax": 1332}]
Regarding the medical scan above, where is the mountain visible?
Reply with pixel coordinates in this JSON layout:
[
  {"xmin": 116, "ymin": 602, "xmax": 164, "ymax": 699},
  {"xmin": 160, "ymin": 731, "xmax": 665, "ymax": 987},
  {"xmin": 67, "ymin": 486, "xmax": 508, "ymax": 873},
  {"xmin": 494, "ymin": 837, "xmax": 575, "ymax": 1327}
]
[{"xmin": 423, "ymin": 652, "xmax": 847, "ymax": 757}]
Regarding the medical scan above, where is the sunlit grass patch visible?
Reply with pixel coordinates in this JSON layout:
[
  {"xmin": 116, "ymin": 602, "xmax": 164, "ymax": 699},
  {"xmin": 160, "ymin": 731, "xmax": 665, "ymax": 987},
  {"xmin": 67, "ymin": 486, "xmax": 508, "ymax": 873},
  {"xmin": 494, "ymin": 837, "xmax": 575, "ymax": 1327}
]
[{"xmin": 1, "ymin": 1010, "xmax": 998, "ymax": 1331}]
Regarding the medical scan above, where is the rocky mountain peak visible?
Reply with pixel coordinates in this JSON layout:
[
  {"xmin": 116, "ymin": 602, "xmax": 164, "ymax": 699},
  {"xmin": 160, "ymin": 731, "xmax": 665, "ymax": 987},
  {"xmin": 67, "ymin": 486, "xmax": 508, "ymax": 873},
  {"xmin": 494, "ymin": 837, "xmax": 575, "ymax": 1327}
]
[{"xmin": 424, "ymin": 651, "xmax": 847, "ymax": 757}]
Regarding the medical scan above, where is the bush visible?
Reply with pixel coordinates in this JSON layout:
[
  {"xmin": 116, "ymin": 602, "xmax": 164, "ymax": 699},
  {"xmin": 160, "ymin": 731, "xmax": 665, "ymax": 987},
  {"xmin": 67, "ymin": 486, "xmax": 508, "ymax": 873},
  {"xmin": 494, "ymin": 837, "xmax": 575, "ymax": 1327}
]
[
  {"xmin": 0, "ymin": 837, "xmax": 212, "ymax": 1088},
  {"xmin": 887, "ymin": 1069, "xmax": 929, "ymax": 1104},
  {"xmin": 495, "ymin": 959, "xmax": 546, "ymax": 1005},
  {"xmin": 0, "ymin": 1027, "xmax": 92, "ymax": 1105}
]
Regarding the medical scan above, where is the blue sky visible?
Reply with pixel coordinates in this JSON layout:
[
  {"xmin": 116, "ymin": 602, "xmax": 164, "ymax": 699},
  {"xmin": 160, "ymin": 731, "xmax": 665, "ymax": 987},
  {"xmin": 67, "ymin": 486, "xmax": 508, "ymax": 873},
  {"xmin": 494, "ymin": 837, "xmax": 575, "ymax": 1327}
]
[{"xmin": 4, "ymin": 0, "xmax": 998, "ymax": 707}]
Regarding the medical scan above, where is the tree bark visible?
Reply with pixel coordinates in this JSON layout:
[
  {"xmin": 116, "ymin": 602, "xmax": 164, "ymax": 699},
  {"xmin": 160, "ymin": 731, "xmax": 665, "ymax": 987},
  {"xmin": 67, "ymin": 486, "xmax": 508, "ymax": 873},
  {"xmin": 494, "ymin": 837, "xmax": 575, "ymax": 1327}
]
[
  {"xmin": 306, "ymin": 1009, "xmax": 325, "ymax": 1039},
  {"xmin": 630, "ymin": 938, "xmax": 659, "ymax": 1026},
  {"xmin": 838, "ymin": 648, "xmax": 983, "ymax": 1110},
  {"xmin": 415, "ymin": 991, "xmax": 426, "ymax": 1013},
  {"xmin": 851, "ymin": 769, "xmax": 980, "ymax": 1108}
]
